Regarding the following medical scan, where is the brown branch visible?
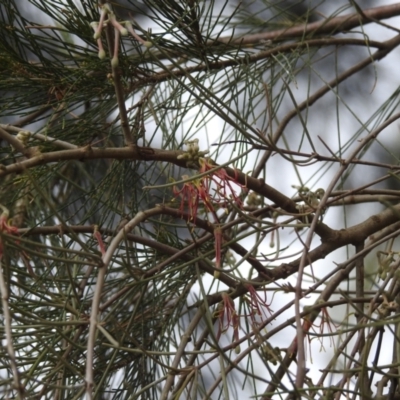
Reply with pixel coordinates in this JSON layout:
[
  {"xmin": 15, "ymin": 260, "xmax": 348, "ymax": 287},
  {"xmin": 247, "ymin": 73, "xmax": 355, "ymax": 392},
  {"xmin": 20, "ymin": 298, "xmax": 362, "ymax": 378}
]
[
  {"xmin": 156, "ymin": 201, "xmax": 400, "ymax": 309},
  {"xmin": 129, "ymin": 37, "xmax": 383, "ymax": 90},
  {"xmin": 224, "ymin": 202, "xmax": 400, "ymax": 310},
  {"xmin": 0, "ymin": 145, "xmax": 304, "ymax": 225},
  {"xmin": 0, "ymin": 143, "xmax": 264, "ymax": 210},
  {"xmin": 123, "ymin": 3, "xmax": 400, "ymax": 91},
  {"xmin": 0, "ymin": 124, "xmax": 78, "ymax": 150},
  {"xmin": 0, "ymin": 146, "xmax": 184, "ymax": 175},
  {"xmin": 3, "ymin": 139, "xmax": 379, "ymax": 245},
  {"xmin": 216, "ymin": 3, "xmax": 400, "ymax": 45},
  {"xmin": 104, "ymin": 19, "xmax": 135, "ymax": 147}
]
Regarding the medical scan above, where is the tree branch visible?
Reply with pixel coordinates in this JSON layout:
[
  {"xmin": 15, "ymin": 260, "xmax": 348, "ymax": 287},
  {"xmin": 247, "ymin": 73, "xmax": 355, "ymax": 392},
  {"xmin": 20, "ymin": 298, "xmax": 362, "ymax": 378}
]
[{"xmin": 217, "ymin": 3, "xmax": 400, "ymax": 45}]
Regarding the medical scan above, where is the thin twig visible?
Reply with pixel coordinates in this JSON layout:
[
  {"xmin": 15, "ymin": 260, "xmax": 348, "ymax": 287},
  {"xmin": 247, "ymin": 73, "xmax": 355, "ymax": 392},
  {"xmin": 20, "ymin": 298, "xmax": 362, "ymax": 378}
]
[
  {"xmin": 216, "ymin": 3, "xmax": 400, "ymax": 45},
  {"xmin": 252, "ymin": 34, "xmax": 400, "ymax": 177},
  {"xmin": 160, "ymin": 307, "xmax": 204, "ymax": 400},
  {"xmin": 104, "ymin": 15, "xmax": 135, "ymax": 146},
  {"xmin": 0, "ymin": 259, "xmax": 24, "ymax": 398},
  {"xmin": 0, "ymin": 124, "xmax": 78, "ymax": 150}
]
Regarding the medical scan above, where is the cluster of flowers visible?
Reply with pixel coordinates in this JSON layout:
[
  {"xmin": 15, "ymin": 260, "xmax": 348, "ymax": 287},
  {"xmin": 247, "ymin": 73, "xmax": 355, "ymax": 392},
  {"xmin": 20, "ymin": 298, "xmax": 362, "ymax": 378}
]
[
  {"xmin": 174, "ymin": 140, "xmax": 276, "ymax": 349},
  {"xmin": 215, "ymin": 286, "xmax": 274, "ymax": 353},
  {"xmin": 173, "ymin": 140, "xmax": 246, "ymax": 277}
]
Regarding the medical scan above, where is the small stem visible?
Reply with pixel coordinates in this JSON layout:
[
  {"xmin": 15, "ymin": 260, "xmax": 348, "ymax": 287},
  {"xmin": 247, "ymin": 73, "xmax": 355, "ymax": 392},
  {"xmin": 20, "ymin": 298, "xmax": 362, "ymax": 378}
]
[
  {"xmin": 160, "ymin": 307, "xmax": 204, "ymax": 400},
  {"xmin": 85, "ymin": 264, "xmax": 106, "ymax": 400},
  {"xmin": 104, "ymin": 15, "xmax": 135, "ymax": 146},
  {"xmin": 0, "ymin": 259, "xmax": 24, "ymax": 398}
]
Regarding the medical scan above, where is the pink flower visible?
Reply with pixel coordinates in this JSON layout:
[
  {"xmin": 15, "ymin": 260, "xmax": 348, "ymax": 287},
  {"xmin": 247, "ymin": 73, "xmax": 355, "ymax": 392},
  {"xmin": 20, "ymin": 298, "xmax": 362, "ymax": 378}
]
[
  {"xmin": 172, "ymin": 158, "xmax": 247, "ymax": 281},
  {"xmin": 173, "ymin": 159, "xmax": 247, "ymax": 223},
  {"xmin": 173, "ymin": 176, "xmax": 201, "ymax": 221},
  {"xmin": 0, "ymin": 214, "xmax": 19, "ymax": 259},
  {"xmin": 216, "ymin": 292, "xmax": 240, "ymax": 348},
  {"xmin": 173, "ymin": 174, "xmax": 217, "ymax": 222},
  {"xmin": 305, "ymin": 306, "xmax": 338, "ymax": 351},
  {"xmin": 198, "ymin": 158, "xmax": 247, "ymax": 209},
  {"xmin": 244, "ymin": 284, "xmax": 273, "ymax": 328}
]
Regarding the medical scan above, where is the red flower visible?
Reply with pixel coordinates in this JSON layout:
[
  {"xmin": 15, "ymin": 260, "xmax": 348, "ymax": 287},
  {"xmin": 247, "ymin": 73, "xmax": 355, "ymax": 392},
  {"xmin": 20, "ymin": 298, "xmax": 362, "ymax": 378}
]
[
  {"xmin": 0, "ymin": 213, "xmax": 19, "ymax": 259},
  {"xmin": 195, "ymin": 179, "xmax": 216, "ymax": 218},
  {"xmin": 244, "ymin": 283, "xmax": 273, "ymax": 328},
  {"xmin": 93, "ymin": 226, "xmax": 106, "ymax": 256},
  {"xmin": 198, "ymin": 158, "xmax": 246, "ymax": 209},
  {"xmin": 173, "ymin": 159, "xmax": 246, "ymax": 223},
  {"xmin": 172, "ymin": 157, "xmax": 247, "ymax": 281},
  {"xmin": 173, "ymin": 175, "xmax": 201, "ymax": 221},
  {"xmin": 216, "ymin": 292, "xmax": 240, "ymax": 349},
  {"xmin": 304, "ymin": 306, "xmax": 338, "ymax": 352}
]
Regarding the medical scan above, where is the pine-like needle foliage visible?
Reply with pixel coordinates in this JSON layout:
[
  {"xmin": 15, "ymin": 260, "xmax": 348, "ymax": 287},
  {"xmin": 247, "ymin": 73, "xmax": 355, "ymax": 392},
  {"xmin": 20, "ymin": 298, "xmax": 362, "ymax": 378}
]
[{"xmin": 2, "ymin": 0, "xmax": 400, "ymax": 399}]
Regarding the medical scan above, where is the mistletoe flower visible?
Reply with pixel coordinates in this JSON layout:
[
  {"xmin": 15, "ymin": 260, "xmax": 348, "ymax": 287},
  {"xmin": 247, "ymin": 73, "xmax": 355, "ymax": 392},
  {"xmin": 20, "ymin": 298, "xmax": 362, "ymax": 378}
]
[
  {"xmin": 0, "ymin": 210, "xmax": 19, "ymax": 259},
  {"xmin": 173, "ymin": 173, "xmax": 217, "ymax": 222},
  {"xmin": 173, "ymin": 175, "xmax": 200, "ymax": 221},
  {"xmin": 216, "ymin": 292, "xmax": 240, "ymax": 352},
  {"xmin": 194, "ymin": 179, "xmax": 217, "ymax": 219},
  {"xmin": 174, "ymin": 141, "xmax": 249, "ymax": 280},
  {"xmin": 108, "ymin": 13, "xmax": 128, "ymax": 37},
  {"xmin": 243, "ymin": 284, "xmax": 273, "ymax": 328},
  {"xmin": 93, "ymin": 226, "xmax": 106, "ymax": 256},
  {"xmin": 198, "ymin": 158, "xmax": 247, "ymax": 209},
  {"xmin": 173, "ymin": 176, "xmax": 223, "ymax": 277},
  {"xmin": 176, "ymin": 140, "xmax": 246, "ymax": 213},
  {"xmin": 302, "ymin": 303, "xmax": 338, "ymax": 352}
]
